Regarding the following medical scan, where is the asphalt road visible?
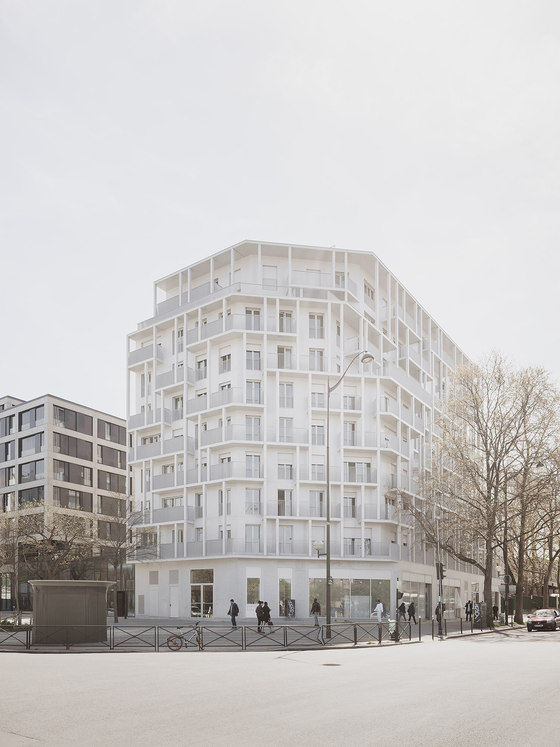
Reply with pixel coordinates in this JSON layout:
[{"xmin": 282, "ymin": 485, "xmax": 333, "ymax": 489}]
[{"xmin": 1, "ymin": 626, "xmax": 559, "ymax": 746}]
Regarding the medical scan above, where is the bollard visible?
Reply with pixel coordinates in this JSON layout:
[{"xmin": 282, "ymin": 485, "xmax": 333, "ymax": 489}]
[
  {"xmin": 460, "ymin": 617, "xmax": 463, "ymax": 634},
  {"xmin": 418, "ymin": 618, "xmax": 422, "ymax": 642},
  {"xmin": 353, "ymin": 624, "xmax": 358, "ymax": 646},
  {"xmin": 378, "ymin": 623, "xmax": 382, "ymax": 645},
  {"xmin": 432, "ymin": 618, "xmax": 435, "ymax": 640}
]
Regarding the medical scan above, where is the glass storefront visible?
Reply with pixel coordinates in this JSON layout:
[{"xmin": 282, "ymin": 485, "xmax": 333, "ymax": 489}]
[{"xmin": 309, "ymin": 577, "xmax": 390, "ymax": 619}]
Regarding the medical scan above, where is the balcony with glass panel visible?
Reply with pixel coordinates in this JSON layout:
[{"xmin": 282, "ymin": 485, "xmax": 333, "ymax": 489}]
[
  {"xmin": 152, "ymin": 472, "xmax": 176, "ymax": 490},
  {"xmin": 152, "ymin": 506, "xmax": 184, "ymax": 523}
]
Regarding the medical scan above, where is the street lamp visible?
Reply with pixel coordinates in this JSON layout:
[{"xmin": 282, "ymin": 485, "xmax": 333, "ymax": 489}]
[{"xmin": 324, "ymin": 350, "xmax": 375, "ymax": 638}]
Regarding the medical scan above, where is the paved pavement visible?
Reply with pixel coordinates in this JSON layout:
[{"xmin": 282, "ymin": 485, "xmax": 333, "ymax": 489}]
[{"xmin": 1, "ymin": 626, "xmax": 559, "ymax": 746}]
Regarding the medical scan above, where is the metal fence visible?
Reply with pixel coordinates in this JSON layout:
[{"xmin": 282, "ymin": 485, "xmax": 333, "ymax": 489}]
[{"xmin": 0, "ymin": 616, "xmax": 511, "ymax": 652}]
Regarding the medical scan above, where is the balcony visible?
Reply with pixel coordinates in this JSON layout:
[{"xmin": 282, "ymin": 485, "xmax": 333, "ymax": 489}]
[
  {"xmin": 186, "ymin": 395, "xmax": 208, "ymax": 414},
  {"xmin": 267, "ymin": 426, "xmax": 308, "ymax": 444},
  {"xmin": 152, "ymin": 472, "xmax": 176, "ymax": 490},
  {"xmin": 163, "ymin": 436, "xmax": 184, "ymax": 454},
  {"xmin": 208, "ymin": 461, "xmax": 264, "ymax": 481},
  {"xmin": 152, "ymin": 506, "xmax": 184, "ymax": 523},
  {"xmin": 136, "ymin": 441, "xmax": 162, "ymax": 460},
  {"xmin": 267, "ymin": 500, "xmax": 296, "ymax": 516},
  {"xmin": 128, "ymin": 343, "xmax": 163, "ymax": 367},
  {"xmin": 343, "ymin": 467, "xmax": 376, "ymax": 484}
]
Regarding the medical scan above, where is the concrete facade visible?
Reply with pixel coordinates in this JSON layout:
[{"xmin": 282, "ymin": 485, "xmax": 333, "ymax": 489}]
[{"xmin": 127, "ymin": 240, "xmax": 488, "ymax": 622}]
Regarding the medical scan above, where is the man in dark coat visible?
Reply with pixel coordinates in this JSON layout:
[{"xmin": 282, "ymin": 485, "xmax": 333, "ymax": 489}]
[
  {"xmin": 407, "ymin": 602, "xmax": 417, "ymax": 624},
  {"xmin": 398, "ymin": 602, "xmax": 407, "ymax": 620},
  {"xmin": 256, "ymin": 601, "xmax": 265, "ymax": 632},
  {"xmin": 228, "ymin": 599, "xmax": 239, "ymax": 628}
]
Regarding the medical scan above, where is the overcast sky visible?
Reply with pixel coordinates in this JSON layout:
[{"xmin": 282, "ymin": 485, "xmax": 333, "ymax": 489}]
[{"xmin": 1, "ymin": 1, "xmax": 559, "ymax": 419}]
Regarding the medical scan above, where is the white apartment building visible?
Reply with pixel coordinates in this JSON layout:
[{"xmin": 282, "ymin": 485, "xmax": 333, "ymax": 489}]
[
  {"xmin": 127, "ymin": 240, "xmax": 486, "ymax": 622},
  {"xmin": 0, "ymin": 394, "xmax": 128, "ymax": 611}
]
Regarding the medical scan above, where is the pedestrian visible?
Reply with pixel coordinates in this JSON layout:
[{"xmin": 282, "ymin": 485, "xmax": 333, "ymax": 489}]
[
  {"xmin": 310, "ymin": 598, "xmax": 321, "ymax": 626},
  {"xmin": 398, "ymin": 601, "xmax": 407, "ymax": 621},
  {"xmin": 492, "ymin": 605, "xmax": 499, "ymax": 621},
  {"xmin": 228, "ymin": 598, "xmax": 239, "ymax": 628},
  {"xmin": 256, "ymin": 600, "xmax": 265, "ymax": 632},
  {"xmin": 263, "ymin": 602, "xmax": 273, "ymax": 631},
  {"xmin": 407, "ymin": 602, "xmax": 417, "ymax": 624},
  {"xmin": 465, "ymin": 600, "xmax": 473, "ymax": 622},
  {"xmin": 374, "ymin": 599, "xmax": 384, "ymax": 623}
]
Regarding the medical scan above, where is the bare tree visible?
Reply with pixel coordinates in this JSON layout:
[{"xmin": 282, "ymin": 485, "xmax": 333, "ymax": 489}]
[
  {"xmin": 0, "ymin": 515, "xmax": 22, "ymax": 622},
  {"xmin": 18, "ymin": 508, "xmax": 95, "ymax": 580},
  {"xmin": 96, "ymin": 496, "xmax": 156, "ymax": 623},
  {"xmin": 404, "ymin": 353, "xmax": 560, "ymax": 627}
]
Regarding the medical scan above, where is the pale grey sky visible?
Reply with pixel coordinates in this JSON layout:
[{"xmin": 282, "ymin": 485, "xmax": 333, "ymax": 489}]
[{"xmin": 1, "ymin": 1, "xmax": 559, "ymax": 418}]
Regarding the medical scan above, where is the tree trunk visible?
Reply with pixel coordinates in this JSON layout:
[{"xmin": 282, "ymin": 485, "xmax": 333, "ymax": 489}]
[
  {"xmin": 515, "ymin": 511, "xmax": 527, "ymax": 624},
  {"xmin": 113, "ymin": 562, "xmax": 119, "ymax": 625},
  {"xmin": 484, "ymin": 537, "xmax": 494, "ymax": 627}
]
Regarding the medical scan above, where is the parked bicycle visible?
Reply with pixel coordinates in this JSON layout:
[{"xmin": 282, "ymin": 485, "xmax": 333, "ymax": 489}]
[{"xmin": 166, "ymin": 622, "xmax": 203, "ymax": 650}]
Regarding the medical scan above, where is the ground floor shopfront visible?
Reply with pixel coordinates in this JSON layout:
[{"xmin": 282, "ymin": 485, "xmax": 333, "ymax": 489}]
[{"xmin": 134, "ymin": 558, "xmax": 488, "ymax": 622}]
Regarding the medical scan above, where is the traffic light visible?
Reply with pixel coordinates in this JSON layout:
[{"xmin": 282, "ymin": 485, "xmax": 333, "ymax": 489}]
[{"xmin": 436, "ymin": 562, "xmax": 446, "ymax": 580}]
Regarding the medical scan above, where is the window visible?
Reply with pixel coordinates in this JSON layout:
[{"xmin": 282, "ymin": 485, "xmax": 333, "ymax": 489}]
[
  {"xmin": 311, "ymin": 424, "xmax": 325, "ymax": 445},
  {"xmin": 176, "ymin": 328, "xmax": 184, "ymax": 353},
  {"xmin": 246, "ymin": 575, "xmax": 260, "ymax": 602},
  {"xmin": 1, "ymin": 491, "xmax": 16, "ymax": 512},
  {"xmin": 309, "ymin": 314, "xmax": 324, "ymax": 339},
  {"xmin": 97, "ymin": 470, "xmax": 126, "ymax": 493},
  {"xmin": 1, "ymin": 440, "xmax": 15, "ymax": 462},
  {"xmin": 278, "ymin": 489, "xmax": 293, "ymax": 516},
  {"xmin": 0, "ymin": 466, "xmax": 15, "ymax": 488},
  {"xmin": 277, "ymin": 346, "xmax": 292, "ymax": 369},
  {"xmin": 279, "ymin": 383, "xmax": 294, "ymax": 408},
  {"xmin": 311, "ymin": 391, "xmax": 325, "ymax": 408},
  {"xmin": 218, "ymin": 488, "xmax": 231, "ymax": 515},
  {"xmin": 97, "ymin": 420, "xmax": 126, "ymax": 445},
  {"xmin": 344, "ymin": 422, "xmax": 356, "ymax": 446},
  {"xmin": 245, "ymin": 526, "xmax": 260, "ymax": 552},
  {"xmin": 0, "ymin": 415, "xmax": 15, "ymax": 437},
  {"xmin": 18, "ymin": 485, "xmax": 44, "ymax": 507},
  {"xmin": 364, "ymin": 281, "xmax": 375, "ymax": 303},
  {"xmin": 335, "ymin": 272, "xmax": 345, "ymax": 288},
  {"xmin": 279, "ymin": 525, "xmax": 293, "ymax": 552},
  {"xmin": 279, "ymin": 418, "xmax": 293, "ymax": 442},
  {"xmin": 278, "ymin": 463, "xmax": 293, "ymax": 480},
  {"xmin": 279, "ymin": 311, "xmax": 294, "ymax": 333},
  {"xmin": 196, "ymin": 358, "xmax": 208, "ymax": 380},
  {"xmin": 245, "ymin": 308, "xmax": 261, "ymax": 330},
  {"xmin": 19, "ymin": 459, "xmax": 45, "ymax": 483},
  {"xmin": 309, "ymin": 490, "xmax": 325, "ymax": 516},
  {"xmin": 344, "ymin": 461, "xmax": 372, "ymax": 482},
  {"xmin": 245, "ymin": 416, "xmax": 261, "ymax": 441},
  {"xmin": 19, "ymin": 405, "xmax": 45, "ymax": 431},
  {"xmin": 344, "ymin": 495, "xmax": 357, "ymax": 518},
  {"xmin": 245, "ymin": 488, "xmax": 261, "ymax": 514},
  {"xmin": 54, "ymin": 486, "xmax": 93, "ymax": 512},
  {"xmin": 343, "ymin": 394, "xmax": 356, "ymax": 409},
  {"xmin": 53, "ymin": 406, "xmax": 92, "ymax": 435},
  {"xmin": 246, "ymin": 381, "xmax": 261, "ymax": 404},
  {"xmin": 246, "ymin": 454, "xmax": 261, "ymax": 478},
  {"xmin": 309, "ymin": 349, "xmax": 324, "ymax": 371},
  {"xmin": 219, "ymin": 353, "xmax": 232, "ymax": 374},
  {"xmin": 246, "ymin": 350, "xmax": 261, "ymax": 370},
  {"xmin": 195, "ymin": 527, "xmax": 203, "ymax": 542},
  {"xmin": 54, "ymin": 433, "xmax": 92, "ymax": 461},
  {"xmin": 311, "ymin": 463, "xmax": 325, "ymax": 480}
]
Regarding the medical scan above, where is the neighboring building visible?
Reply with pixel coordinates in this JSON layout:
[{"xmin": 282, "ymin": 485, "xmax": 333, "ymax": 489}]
[
  {"xmin": 0, "ymin": 394, "xmax": 128, "ymax": 611},
  {"xmin": 127, "ymin": 240, "xmax": 487, "ymax": 621}
]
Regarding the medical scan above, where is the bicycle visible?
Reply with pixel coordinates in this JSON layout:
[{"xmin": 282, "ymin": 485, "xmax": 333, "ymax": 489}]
[{"xmin": 166, "ymin": 622, "xmax": 204, "ymax": 650}]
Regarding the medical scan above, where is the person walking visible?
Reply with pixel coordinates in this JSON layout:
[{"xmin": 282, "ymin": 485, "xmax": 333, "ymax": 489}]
[
  {"xmin": 492, "ymin": 605, "xmax": 499, "ymax": 621},
  {"xmin": 310, "ymin": 598, "xmax": 321, "ymax": 626},
  {"xmin": 465, "ymin": 600, "xmax": 473, "ymax": 622},
  {"xmin": 398, "ymin": 601, "xmax": 407, "ymax": 621},
  {"xmin": 228, "ymin": 598, "xmax": 239, "ymax": 628},
  {"xmin": 263, "ymin": 602, "xmax": 273, "ymax": 631},
  {"xmin": 256, "ymin": 601, "xmax": 265, "ymax": 632},
  {"xmin": 374, "ymin": 599, "xmax": 384, "ymax": 623},
  {"xmin": 407, "ymin": 602, "xmax": 417, "ymax": 624}
]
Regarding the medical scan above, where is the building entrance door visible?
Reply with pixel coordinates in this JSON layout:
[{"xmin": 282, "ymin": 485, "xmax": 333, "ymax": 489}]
[
  {"xmin": 169, "ymin": 586, "xmax": 179, "ymax": 617},
  {"xmin": 191, "ymin": 583, "xmax": 213, "ymax": 618}
]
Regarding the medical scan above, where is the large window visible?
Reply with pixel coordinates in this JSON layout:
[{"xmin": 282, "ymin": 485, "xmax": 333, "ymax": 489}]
[
  {"xmin": 97, "ymin": 470, "xmax": 127, "ymax": 494},
  {"xmin": 97, "ymin": 420, "xmax": 126, "ymax": 445},
  {"xmin": 311, "ymin": 424, "xmax": 325, "ymax": 445},
  {"xmin": 53, "ymin": 486, "xmax": 93, "ymax": 512},
  {"xmin": 246, "ymin": 381, "xmax": 261, "ymax": 404},
  {"xmin": 97, "ymin": 444, "xmax": 125, "ymax": 469},
  {"xmin": 219, "ymin": 353, "xmax": 232, "ymax": 374},
  {"xmin": 278, "ymin": 489, "xmax": 293, "ymax": 516},
  {"xmin": 53, "ymin": 459, "xmax": 92, "ymax": 486},
  {"xmin": 245, "ymin": 526, "xmax": 260, "ymax": 553},
  {"xmin": 53, "ymin": 406, "xmax": 93, "ymax": 435},
  {"xmin": 308, "ymin": 578, "xmax": 390, "ymax": 620},
  {"xmin": 19, "ymin": 433, "xmax": 43, "ymax": 458},
  {"xmin": 19, "ymin": 459, "xmax": 45, "ymax": 483},
  {"xmin": 98, "ymin": 494, "xmax": 126, "ymax": 516},
  {"xmin": 53, "ymin": 432, "xmax": 92, "ymax": 461},
  {"xmin": 344, "ymin": 461, "xmax": 372, "ymax": 482},
  {"xmin": 309, "ymin": 490, "xmax": 325, "ymax": 516},
  {"xmin": 18, "ymin": 485, "xmax": 44, "ymax": 507},
  {"xmin": 279, "ymin": 311, "xmax": 294, "ymax": 333},
  {"xmin": 245, "ymin": 308, "xmax": 261, "ymax": 330},
  {"xmin": 279, "ymin": 418, "xmax": 293, "ymax": 442},
  {"xmin": 278, "ymin": 463, "xmax": 293, "ymax": 480},
  {"xmin": 0, "ymin": 467, "xmax": 15, "ymax": 488},
  {"xmin": 277, "ymin": 346, "xmax": 292, "ymax": 369},
  {"xmin": 245, "ymin": 416, "xmax": 261, "ymax": 441},
  {"xmin": 19, "ymin": 405, "xmax": 45, "ymax": 431},
  {"xmin": 309, "ymin": 349, "xmax": 324, "ymax": 371},
  {"xmin": 246, "ymin": 454, "xmax": 261, "ymax": 478}
]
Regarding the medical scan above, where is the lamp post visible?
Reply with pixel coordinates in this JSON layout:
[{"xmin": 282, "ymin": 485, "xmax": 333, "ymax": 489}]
[{"xmin": 324, "ymin": 350, "xmax": 375, "ymax": 638}]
